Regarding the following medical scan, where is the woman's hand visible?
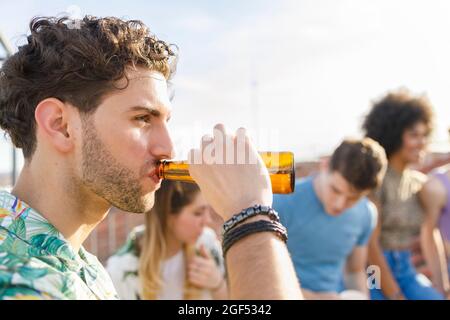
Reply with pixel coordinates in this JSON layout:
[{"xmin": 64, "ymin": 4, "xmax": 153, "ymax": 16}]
[{"xmin": 187, "ymin": 245, "xmax": 224, "ymax": 290}]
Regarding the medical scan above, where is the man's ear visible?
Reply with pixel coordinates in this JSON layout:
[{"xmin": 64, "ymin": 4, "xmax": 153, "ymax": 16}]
[{"xmin": 34, "ymin": 98, "xmax": 74, "ymax": 154}]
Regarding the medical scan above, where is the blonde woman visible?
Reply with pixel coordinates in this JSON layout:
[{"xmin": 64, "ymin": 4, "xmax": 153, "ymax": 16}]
[{"xmin": 106, "ymin": 181, "xmax": 227, "ymax": 300}]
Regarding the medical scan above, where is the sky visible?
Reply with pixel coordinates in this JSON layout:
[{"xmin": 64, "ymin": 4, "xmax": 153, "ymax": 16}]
[{"xmin": 1, "ymin": 0, "xmax": 450, "ymax": 175}]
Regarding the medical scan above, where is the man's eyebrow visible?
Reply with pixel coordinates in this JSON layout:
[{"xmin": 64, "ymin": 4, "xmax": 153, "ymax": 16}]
[{"xmin": 128, "ymin": 105, "xmax": 171, "ymax": 120}]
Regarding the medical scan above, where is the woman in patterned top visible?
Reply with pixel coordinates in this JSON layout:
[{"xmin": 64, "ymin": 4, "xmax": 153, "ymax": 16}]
[
  {"xmin": 106, "ymin": 181, "xmax": 228, "ymax": 300},
  {"xmin": 363, "ymin": 89, "xmax": 448, "ymax": 300}
]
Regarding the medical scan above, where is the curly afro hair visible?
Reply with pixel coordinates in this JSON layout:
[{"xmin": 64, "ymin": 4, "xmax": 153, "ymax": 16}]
[{"xmin": 362, "ymin": 89, "xmax": 434, "ymax": 159}]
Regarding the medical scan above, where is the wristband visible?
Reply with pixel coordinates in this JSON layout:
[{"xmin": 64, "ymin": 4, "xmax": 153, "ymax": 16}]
[{"xmin": 222, "ymin": 219, "xmax": 287, "ymax": 257}]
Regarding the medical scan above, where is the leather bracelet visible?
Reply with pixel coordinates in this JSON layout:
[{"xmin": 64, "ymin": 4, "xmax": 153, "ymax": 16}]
[
  {"xmin": 222, "ymin": 205, "xmax": 280, "ymax": 234},
  {"xmin": 222, "ymin": 219, "xmax": 288, "ymax": 257},
  {"xmin": 222, "ymin": 220, "xmax": 287, "ymax": 256},
  {"xmin": 223, "ymin": 220, "xmax": 285, "ymax": 244}
]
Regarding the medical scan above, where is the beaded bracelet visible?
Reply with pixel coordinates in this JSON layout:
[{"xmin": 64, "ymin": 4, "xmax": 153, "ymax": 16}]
[
  {"xmin": 222, "ymin": 205, "xmax": 280, "ymax": 234},
  {"xmin": 222, "ymin": 219, "xmax": 288, "ymax": 257}
]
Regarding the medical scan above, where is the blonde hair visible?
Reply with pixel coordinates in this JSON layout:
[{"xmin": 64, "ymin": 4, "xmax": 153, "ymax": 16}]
[{"xmin": 139, "ymin": 180, "xmax": 203, "ymax": 299}]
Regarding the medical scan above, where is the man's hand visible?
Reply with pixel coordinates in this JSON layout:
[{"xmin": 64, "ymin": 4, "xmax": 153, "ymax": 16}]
[{"xmin": 188, "ymin": 124, "xmax": 272, "ymax": 221}]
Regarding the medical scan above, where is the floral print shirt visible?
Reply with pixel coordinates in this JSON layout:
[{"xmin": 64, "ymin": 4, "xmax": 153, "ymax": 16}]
[{"xmin": 0, "ymin": 190, "xmax": 118, "ymax": 300}]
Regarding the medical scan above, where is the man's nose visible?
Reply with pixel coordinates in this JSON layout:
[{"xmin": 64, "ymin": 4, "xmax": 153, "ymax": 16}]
[
  {"xmin": 149, "ymin": 123, "xmax": 176, "ymax": 160},
  {"xmin": 335, "ymin": 196, "xmax": 346, "ymax": 211}
]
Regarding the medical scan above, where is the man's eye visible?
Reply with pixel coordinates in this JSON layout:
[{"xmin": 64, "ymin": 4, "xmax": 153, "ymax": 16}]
[
  {"xmin": 332, "ymin": 187, "xmax": 340, "ymax": 195},
  {"xmin": 135, "ymin": 115, "xmax": 151, "ymax": 123}
]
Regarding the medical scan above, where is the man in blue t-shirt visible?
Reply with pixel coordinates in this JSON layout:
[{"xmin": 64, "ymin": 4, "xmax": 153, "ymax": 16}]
[{"xmin": 274, "ymin": 138, "xmax": 387, "ymax": 299}]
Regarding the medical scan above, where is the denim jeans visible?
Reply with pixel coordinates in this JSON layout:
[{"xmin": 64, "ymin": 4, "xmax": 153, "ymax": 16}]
[{"xmin": 370, "ymin": 250, "xmax": 444, "ymax": 300}]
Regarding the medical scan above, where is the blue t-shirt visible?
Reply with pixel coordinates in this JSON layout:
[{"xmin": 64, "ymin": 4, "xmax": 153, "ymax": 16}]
[{"xmin": 273, "ymin": 177, "xmax": 377, "ymax": 293}]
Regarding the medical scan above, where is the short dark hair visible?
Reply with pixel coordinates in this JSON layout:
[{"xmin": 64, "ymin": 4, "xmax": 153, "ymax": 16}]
[
  {"xmin": 330, "ymin": 138, "xmax": 387, "ymax": 191},
  {"xmin": 0, "ymin": 16, "xmax": 177, "ymax": 158},
  {"xmin": 362, "ymin": 89, "xmax": 434, "ymax": 158}
]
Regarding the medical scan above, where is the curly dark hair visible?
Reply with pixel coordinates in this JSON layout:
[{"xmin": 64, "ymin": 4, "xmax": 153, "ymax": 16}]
[
  {"xmin": 362, "ymin": 89, "xmax": 434, "ymax": 159},
  {"xmin": 0, "ymin": 15, "xmax": 177, "ymax": 158}
]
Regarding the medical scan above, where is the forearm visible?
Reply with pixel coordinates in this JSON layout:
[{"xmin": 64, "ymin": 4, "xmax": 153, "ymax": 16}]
[
  {"xmin": 226, "ymin": 231, "xmax": 303, "ymax": 299},
  {"xmin": 421, "ymin": 227, "xmax": 450, "ymax": 293}
]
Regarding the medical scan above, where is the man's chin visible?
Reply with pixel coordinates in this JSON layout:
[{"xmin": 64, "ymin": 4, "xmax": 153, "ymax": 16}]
[
  {"xmin": 326, "ymin": 209, "xmax": 343, "ymax": 216},
  {"xmin": 108, "ymin": 194, "xmax": 155, "ymax": 214},
  {"xmin": 140, "ymin": 193, "xmax": 156, "ymax": 212}
]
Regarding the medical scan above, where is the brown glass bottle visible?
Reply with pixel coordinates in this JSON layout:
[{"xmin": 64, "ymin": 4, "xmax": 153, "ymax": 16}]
[{"xmin": 156, "ymin": 151, "xmax": 295, "ymax": 194}]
